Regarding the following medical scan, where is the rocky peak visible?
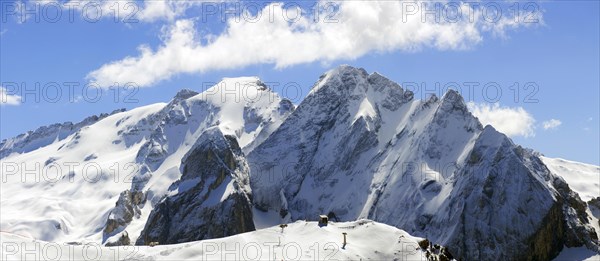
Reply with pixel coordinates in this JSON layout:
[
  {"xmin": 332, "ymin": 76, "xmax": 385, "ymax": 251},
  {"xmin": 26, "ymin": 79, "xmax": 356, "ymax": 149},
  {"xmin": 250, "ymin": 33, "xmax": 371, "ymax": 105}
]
[
  {"xmin": 304, "ymin": 66, "xmax": 412, "ymax": 115},
  {"xmin": 308, "ymin": 65, "xmax": 370, "ymax": 96},
  {"xmin": 172, "ymin": 88, "xmax": 199, "ymax": 101},
  {"xmin": 367, "ymin": 72, "xmax": 399, "ymax": 90},
  {"xmin": 478, "ymin": 125, "xmax": 506, "ymax": 146},
  {"xmin": 439, "ymin": 89, "xmax": 467, "ymax": 111},
  {"xmin": 328, "ymin": 64, "xmax": 369, "ymax": 78},
  {"xmin": 180, "ymin": 127, "xmax": 243, "ymax": 180}
]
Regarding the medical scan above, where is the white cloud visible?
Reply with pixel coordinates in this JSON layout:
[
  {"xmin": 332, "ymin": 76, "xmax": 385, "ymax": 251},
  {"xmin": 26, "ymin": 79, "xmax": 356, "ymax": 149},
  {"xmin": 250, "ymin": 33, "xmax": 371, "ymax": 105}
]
[
  {"xmin": 13, "ymin": 1, "xmax": 27, "ymax": 23},
  {"xmin": 136, "ymin": 0, "xmax": 205, "ymax": 22},
  {"xmin": 542, "ymin": 119, "xmax": 562, "ymax": 130},
  {"xmin": 467, "ymin": 102, "xmax": 536, "ymax": 138},
  {"xmin": 136, "ymin": 0, "xmax": 180, "ymax": 22},
  {"xmin": 87, "ymin": 1, "xmax": 543, "ymax": 88},
  {"xmin": 0, "ymin": 87, "xmax": 22, "ymax": 106}
]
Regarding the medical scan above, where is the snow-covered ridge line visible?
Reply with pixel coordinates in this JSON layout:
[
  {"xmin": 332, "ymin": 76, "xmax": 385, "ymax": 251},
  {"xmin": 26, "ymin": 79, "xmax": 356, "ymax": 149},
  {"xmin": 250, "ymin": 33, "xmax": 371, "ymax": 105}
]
[
  {"xmin": 1, "ymin": 220, "xmax": 452, "ymax": 261},
  {"xmin": 0, "ymin": 108, "xmax": 127, "ymax": 159}
]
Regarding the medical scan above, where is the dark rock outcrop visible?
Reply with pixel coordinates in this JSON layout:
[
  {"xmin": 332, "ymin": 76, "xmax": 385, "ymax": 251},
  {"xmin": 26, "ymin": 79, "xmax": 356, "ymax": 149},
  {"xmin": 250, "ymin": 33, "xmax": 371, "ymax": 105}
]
[
  {"xmin": 103, "ymin": 190, "xmax": 146, "ymax": 236},
  {"xmin": 136, "ymin": 128, "xmax": 254, "ymax": 245},
  {"xmin": 518, "ymin": 176, "xmax": 598, "ymax": 261},
  {"xmin": 105, "ymin": 231, "xmax": 131, "ymax": 247}
]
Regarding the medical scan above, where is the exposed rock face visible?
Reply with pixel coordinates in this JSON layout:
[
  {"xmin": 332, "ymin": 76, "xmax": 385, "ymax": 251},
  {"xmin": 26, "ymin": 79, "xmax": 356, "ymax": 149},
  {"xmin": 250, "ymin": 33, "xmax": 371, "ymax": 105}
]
[
  {"xmin": 551, "ymin": 179, "xmax": 599, "ymax": 248},
  {"xmin": 418, "ymin": 238, "xmax": 455, "ymax": 261},
  {"xmin": 103, "ymin": 81, "xmax": 293, "ymax": 240},
  {"xmin": 589, "ymin": 197, "xmax": 600, "ymax": 209},
  {"xmin": 104, "ymin": 231, "xmax": 131, "ymax": 247},
  {"xmin": 103, "ymin": 190, "xmax": 146, "ymax": 238},
  {"xmin": 439, "ymin": 128, "xmax": 599, "ymax": 260},
  {"xmin": 589, "ymin": 197, "xmax": 600, "ymax": 234},
  {"xmin": 136, "ymin": 128, "xmax": 255, "ymax": 245},
  {"xmin": 248, "ymin": 65, "xmax": 600, "ymax": 260},
  {"xmin": 521, "ymin": 179, "xmax": 599, "ymax": 260}
]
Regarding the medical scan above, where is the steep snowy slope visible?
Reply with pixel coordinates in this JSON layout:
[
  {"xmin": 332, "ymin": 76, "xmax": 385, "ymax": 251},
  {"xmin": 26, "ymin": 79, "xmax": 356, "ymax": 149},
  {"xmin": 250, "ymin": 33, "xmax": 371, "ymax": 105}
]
[
  {"xmin": 0, "ymin": 77, "xmax": 293, "ymax": 245},
  {"xmin": 0, "ymin": 220, "xmax": 443, "ymax": 261},
  {"xmin": 248, "ymin": 65, "xmax": 599, "ymax": 260},
  {"xmin": 542, "ymin": 156, "xmax": 599, "ymax": 202}
]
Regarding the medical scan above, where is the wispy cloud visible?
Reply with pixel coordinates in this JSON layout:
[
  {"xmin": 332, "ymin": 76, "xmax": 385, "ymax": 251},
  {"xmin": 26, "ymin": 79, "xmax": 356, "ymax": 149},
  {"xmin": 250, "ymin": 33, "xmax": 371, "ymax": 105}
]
[
  {"xmin": 468, "ymin": 102, "xmax": 536, "ymax": 138},
  {"xmin": 583, "ymin": 117, "xmax": 594, "ymax": 131},
  {"xmin": 0, "ymin": 87, "xmax": 22, "ymax": 106},
  {"xmin": 13, "ymin": 1, "xmax": 27, "ymax": 23},
  {"xmin": 87, "ymin": 1, "xmax": 544, "ymax": 88},
  {"xmin": 136, "ymin": 0, "xmax": 208, "ymax": 22},
  {"xmin": 542, "ymin": 119, "xmax": 562, "ymax": 130}
]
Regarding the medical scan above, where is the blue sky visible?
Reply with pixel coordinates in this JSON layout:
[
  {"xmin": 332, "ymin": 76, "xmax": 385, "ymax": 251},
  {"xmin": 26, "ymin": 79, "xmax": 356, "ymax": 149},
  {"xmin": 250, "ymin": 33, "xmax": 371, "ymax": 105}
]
[{"xmin": 0, "ymin": 0, "xmax": 598, "ymax": 164}]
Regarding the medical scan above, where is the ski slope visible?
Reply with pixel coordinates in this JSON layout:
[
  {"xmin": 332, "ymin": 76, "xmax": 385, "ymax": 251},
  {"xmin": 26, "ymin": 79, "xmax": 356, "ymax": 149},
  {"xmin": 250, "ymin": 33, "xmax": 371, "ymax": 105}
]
[{"xmin": 1, "ymin": 220, "xmax": 430, "ymax": 261}]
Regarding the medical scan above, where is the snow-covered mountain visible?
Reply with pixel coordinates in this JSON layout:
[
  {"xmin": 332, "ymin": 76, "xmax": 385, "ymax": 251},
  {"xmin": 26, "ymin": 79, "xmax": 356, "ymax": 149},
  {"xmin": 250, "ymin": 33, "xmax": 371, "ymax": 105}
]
[
  {"xmin": 1, "ymin": 65, "xmax": 598, "ymax": 260},
  {"xmin": 0, "ymin": 77, "xmax": 293, "ymax": 246},
  {"xmin": 248, "ymin": 66, "xmax": 599, "ymax": 260}
]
